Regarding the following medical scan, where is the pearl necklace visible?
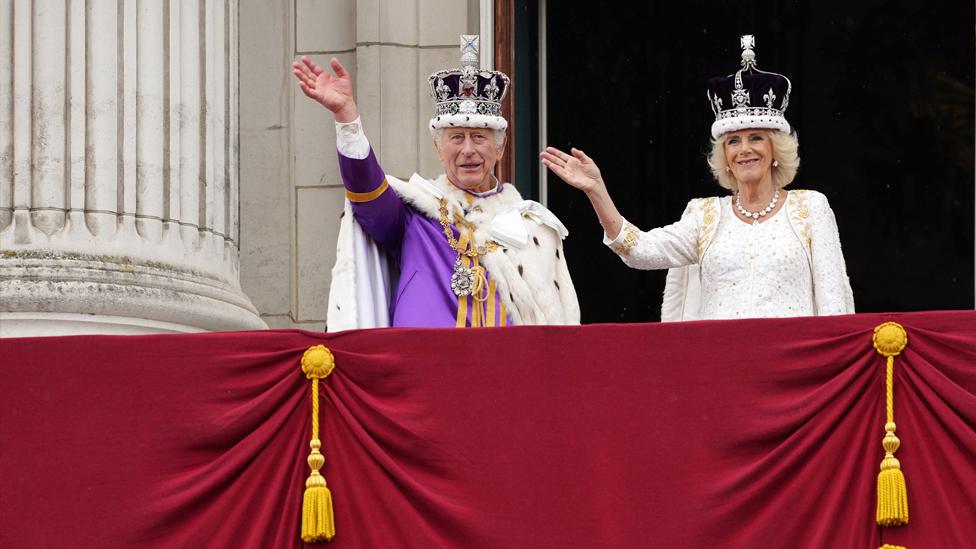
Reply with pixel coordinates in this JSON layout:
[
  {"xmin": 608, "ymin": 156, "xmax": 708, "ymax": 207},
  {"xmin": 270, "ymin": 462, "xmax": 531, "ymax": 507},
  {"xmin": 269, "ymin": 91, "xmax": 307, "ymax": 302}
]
[{"xmin": 735, "ymin": 190, "xmax": 779, "ymax": 224}]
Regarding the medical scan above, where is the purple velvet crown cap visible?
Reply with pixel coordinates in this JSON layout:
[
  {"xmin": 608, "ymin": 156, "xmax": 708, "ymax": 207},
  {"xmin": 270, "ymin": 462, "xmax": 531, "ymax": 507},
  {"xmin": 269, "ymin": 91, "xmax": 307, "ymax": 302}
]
[{"xmin": 706, "ymin": 35, "xmax": 793, "ymax": 139}]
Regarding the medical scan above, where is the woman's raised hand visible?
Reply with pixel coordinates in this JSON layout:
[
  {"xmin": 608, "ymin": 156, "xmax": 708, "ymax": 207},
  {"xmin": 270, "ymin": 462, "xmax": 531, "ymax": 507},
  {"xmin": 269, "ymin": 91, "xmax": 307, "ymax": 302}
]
[
  {"xmin": 540, "ymin": 147, "xmax": 605, "ymax": 195},
  {"xmin": 292, "ymin": 56, "xmax": 358, "ymax": 123},
  {"xmin": 541, "ymin": 146, "xmax": 624, "ymax": 239}
]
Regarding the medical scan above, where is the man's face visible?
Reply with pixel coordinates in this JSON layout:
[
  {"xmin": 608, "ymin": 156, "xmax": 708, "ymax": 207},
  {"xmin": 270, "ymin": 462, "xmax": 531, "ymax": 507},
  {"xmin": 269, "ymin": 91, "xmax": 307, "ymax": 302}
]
[{"xmin": 435, "ymin": 128, "xmax": 506, "ymax": 193}]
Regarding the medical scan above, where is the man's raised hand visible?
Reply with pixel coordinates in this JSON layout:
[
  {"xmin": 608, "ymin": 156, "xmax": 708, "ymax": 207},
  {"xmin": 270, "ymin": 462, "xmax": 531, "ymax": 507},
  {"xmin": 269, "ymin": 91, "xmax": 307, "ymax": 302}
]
[{"xmin": 292, "ymin": 56, "xmax": 358, "ymax": 123}]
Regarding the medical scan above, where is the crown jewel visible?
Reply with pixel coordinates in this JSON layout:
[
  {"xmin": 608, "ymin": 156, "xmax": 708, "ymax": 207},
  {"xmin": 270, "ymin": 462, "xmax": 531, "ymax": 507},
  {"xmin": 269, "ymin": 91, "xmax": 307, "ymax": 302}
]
[
  {"xmin": 706, "ymin": 35, "xmax": 793, "ymax": 138},
  {"xmin": 428, "ymin": 35, "xmax": 510, "ymax": 133}
]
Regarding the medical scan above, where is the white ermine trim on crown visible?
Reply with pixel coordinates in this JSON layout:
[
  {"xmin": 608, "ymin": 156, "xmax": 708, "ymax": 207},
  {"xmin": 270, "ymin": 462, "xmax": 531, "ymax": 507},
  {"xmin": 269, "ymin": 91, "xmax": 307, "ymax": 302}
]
[
  {"xmin": 429, "ymin": 114, "xmax": 508, "ymax": 133},
  {"xmin": 711, "ymin": 115, "xmax": 790, "ymax": 138}
]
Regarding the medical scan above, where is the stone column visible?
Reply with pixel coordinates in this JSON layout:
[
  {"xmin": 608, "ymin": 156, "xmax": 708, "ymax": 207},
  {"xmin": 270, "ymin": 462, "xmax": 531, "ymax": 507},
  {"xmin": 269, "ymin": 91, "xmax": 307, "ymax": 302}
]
[{"xmin": 0, "ymin": 0, "xmax": 265, "ymax": 336}]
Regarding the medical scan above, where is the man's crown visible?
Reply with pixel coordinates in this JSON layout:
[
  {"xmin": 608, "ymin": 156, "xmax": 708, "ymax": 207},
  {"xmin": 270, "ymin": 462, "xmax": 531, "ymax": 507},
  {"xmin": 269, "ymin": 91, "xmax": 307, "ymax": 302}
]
[{"xmin": 428, "ymin": 35, "xmax": 511, "ymax": 133}]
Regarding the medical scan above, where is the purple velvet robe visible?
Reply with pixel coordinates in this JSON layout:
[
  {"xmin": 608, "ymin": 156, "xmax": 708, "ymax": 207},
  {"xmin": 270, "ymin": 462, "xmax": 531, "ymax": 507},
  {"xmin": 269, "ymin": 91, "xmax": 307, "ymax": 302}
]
[{"xmin": 339, "ymin": 149, "xmax": 509, "ymax": 327}]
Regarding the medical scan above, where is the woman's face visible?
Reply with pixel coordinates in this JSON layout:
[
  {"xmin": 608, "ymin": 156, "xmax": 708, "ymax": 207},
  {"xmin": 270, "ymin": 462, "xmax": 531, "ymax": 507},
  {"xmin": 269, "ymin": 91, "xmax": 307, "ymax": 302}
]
[{"xmin": 723, "ymin": 129, "xmax": 774, "ymax": 187}]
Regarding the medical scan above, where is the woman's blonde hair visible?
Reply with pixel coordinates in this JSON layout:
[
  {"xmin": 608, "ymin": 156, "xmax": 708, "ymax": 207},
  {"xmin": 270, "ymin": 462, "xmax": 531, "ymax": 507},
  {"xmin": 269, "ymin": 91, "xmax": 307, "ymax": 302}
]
[{"xmin": 707, "ymin": 130, "xmax": 800, "ymax": 191}]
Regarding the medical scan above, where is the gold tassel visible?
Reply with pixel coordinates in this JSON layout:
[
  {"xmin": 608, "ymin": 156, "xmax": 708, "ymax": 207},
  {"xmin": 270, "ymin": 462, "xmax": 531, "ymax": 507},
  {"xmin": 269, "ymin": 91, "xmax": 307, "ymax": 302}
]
[
  {"xmin": 872, "ymin": 323, "xmax": 909, "ymax": 527},
  {"xmin": 879, "ymin": 545, "xmax": 908, "ymax": 549},
  {"xmin": 301, "ymin": 345, "xmax": 337, "ymax": 543},
  {"xmin": 303, "ymin": 436, "xmax": 335, "ymax": 542}
]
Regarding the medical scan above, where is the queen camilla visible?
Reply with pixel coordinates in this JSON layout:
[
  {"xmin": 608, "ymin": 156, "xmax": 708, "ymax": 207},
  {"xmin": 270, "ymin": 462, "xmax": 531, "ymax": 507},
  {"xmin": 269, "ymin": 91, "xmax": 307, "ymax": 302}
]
[{"xmin": 541, "ymin": 35, "xmax": 855, "ymax": 321}]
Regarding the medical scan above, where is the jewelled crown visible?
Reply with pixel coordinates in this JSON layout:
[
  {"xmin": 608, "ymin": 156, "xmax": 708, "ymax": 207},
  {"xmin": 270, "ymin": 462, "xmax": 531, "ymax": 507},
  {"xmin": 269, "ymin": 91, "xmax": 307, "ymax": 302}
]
[
  {"xmin": 706, "ymin": 35, "xmax": 793, "ymax": 139},
  {"xmin": 428, "ymin": 35, "xmax": 511, "ymax": 133}
]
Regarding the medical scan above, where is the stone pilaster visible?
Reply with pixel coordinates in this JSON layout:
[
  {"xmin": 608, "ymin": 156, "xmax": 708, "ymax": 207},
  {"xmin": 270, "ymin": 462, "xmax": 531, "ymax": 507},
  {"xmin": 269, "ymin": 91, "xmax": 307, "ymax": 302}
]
[{"xmin": 0, "ymin": 0, "xmax": 265, "ymax": 335}]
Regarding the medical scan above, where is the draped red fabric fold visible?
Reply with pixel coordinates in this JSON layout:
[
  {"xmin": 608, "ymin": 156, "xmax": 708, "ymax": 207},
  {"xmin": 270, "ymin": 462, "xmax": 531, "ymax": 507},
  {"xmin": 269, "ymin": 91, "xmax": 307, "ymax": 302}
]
[{"xmin": 2, "ymin": 310, "xmax": 974, "ymax": 548}]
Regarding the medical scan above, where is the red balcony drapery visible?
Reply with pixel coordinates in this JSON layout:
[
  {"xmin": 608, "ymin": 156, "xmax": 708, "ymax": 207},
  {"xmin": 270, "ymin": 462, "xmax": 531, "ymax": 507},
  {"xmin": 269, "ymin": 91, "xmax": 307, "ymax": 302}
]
[{"xmin": 2, "ymin": 310, "xmax": 974, "ymax": 547}]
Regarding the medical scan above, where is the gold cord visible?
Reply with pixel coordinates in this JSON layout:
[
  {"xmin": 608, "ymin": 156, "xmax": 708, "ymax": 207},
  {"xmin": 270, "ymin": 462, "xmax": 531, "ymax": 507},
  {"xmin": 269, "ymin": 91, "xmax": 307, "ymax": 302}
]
[
  {"xmin": 872, "ymin": 322, "xmax": 910, "ymax": 528},
  {"xmin": 300, "ymin": 345, "xmax": 337, "ymax": 542}
]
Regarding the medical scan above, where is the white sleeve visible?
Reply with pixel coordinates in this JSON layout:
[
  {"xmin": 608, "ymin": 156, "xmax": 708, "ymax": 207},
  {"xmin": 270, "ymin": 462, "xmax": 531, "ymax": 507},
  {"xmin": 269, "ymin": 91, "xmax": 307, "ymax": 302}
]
[
  {"xmin": 808, "ymin": 192, "xmax": 855, "ymax": 315},
  {"xmin": 335, "ymin": 117, "xmax": 371, "ymax": 160},
  {"xmin": 602, "ymin": 200, "xmax": 700, "ymax": 270}
]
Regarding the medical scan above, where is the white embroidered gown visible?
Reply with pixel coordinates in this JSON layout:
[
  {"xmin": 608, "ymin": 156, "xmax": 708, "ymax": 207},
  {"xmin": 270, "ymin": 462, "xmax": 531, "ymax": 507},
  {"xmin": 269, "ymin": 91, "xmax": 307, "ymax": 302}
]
[{"xmin": 604, "ymin": 190, "xmax": 855, "ymax": 320}]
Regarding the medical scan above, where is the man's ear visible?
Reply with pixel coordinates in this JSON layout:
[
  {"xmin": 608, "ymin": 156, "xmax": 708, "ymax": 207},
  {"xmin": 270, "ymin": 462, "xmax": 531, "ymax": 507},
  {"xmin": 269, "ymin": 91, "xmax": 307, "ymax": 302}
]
[
  {"xmin": 496, "ymin": 135, "xmax": 507, "ymax": 161},
  {"xmin": 433, "ymin": 138, "xmax": 444, "ymax": 162}
]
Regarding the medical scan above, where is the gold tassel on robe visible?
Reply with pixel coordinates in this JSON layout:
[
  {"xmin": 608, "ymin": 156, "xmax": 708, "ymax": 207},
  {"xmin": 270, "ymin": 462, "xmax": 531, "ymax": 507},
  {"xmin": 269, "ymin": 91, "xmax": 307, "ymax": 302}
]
[
  {"xmin": 300, "ymin": 345, "xmax": 337, "ymax": 542},
  {"xmin": 453, "ymin": 229, "xmax": 496, "ymax": 328},
  {"xmin": 872, "ymin": 322, "xmax": 909, "ymax": 527}
]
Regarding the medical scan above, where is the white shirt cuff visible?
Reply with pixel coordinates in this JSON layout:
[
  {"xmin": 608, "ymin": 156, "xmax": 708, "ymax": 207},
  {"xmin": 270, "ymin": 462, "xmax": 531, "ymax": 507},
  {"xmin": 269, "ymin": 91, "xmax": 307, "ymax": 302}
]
[{"xmin": 336, "ymin": 117, "xmax": 371, "ymax": 159}]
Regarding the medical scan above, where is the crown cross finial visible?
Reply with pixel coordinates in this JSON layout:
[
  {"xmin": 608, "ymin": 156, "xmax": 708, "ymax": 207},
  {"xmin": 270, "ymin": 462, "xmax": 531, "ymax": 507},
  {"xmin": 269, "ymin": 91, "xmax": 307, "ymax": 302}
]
[
  {"xmin": 740, "ymin": 34, "xmax": 757, "ymax": 69},
  {"xmin": 460, "ymin": 35, "xmax": 480, "ymax": 69}
]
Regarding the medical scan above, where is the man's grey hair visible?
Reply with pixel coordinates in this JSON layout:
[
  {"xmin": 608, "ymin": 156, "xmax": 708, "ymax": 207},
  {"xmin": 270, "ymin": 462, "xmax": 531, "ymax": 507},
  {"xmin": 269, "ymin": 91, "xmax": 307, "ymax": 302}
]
[{"xmin": 432, "ymin": 127, "xmax": 507, "ymax": 149}]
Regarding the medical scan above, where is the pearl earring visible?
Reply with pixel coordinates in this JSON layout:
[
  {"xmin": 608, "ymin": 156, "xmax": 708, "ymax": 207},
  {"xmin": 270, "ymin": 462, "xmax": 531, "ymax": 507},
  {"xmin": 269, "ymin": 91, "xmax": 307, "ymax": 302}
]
[
  {"xmin": 773, "ymin": 160, "xmax": 779, "ymax": 167},
  {"xmin": 725, "ymin": 167, "xmax": 731, "ymax": 172}
]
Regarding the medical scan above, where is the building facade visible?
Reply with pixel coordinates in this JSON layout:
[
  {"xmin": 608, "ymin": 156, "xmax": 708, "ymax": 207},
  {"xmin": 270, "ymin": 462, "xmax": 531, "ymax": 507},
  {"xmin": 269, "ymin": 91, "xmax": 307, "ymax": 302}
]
[{"xmin": 1, "ymin": 0, "xmax": 482, "ymax": 335}]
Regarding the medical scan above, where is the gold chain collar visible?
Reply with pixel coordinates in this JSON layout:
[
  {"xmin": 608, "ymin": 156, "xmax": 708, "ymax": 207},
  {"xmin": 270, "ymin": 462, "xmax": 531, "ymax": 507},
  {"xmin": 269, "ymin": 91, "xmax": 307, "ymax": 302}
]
[{"xmin": 438, "ymin": 199, "xmax": 500, "ymax": 257}]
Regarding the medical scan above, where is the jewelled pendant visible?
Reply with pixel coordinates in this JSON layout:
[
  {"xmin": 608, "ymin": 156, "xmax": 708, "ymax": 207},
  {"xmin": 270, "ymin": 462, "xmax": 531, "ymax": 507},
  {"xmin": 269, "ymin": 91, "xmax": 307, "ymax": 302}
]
[{"xmin": 450, "ymin": 257, "xmax": 474, "ymax": 297}]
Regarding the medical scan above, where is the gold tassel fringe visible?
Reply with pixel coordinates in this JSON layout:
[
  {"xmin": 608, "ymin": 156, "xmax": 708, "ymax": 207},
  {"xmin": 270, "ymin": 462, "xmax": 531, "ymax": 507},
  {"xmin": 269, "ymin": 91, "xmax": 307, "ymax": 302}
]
[
  {"xmin": 879, "ymin": 545, "xmax": 907, "ymax": 549},
  {"xmin": 302, "ymin": 438, "xmax": 336, "ymax": 542},
  {"xmin": 301, "ymin": 345, "xmax": 337, "ymax": 543},
  {"xmin": 872, "ymin": 323, "xmax": 909, "ymax": 527},
  {"xmin": 877, "ymin": 425, "xmax": 908, "ymax": 526}
]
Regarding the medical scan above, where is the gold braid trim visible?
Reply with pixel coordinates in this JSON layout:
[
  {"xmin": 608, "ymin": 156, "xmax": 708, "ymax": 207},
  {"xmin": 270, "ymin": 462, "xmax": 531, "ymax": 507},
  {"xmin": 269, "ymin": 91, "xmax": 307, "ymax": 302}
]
[
  {"xmin": 345, "ymin": 179, "xmax": 389, "ymax": 203},
  {"xmin": 455, "ymin": 234, "xmax": 471, "ymax": 328},
  {"xmin": 787, "ymin": 189, "xmax": 812, "ymax": 252},
  {"xmin": 695, "ymin": 198, "xmax": 718, "ymax": 259}
]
